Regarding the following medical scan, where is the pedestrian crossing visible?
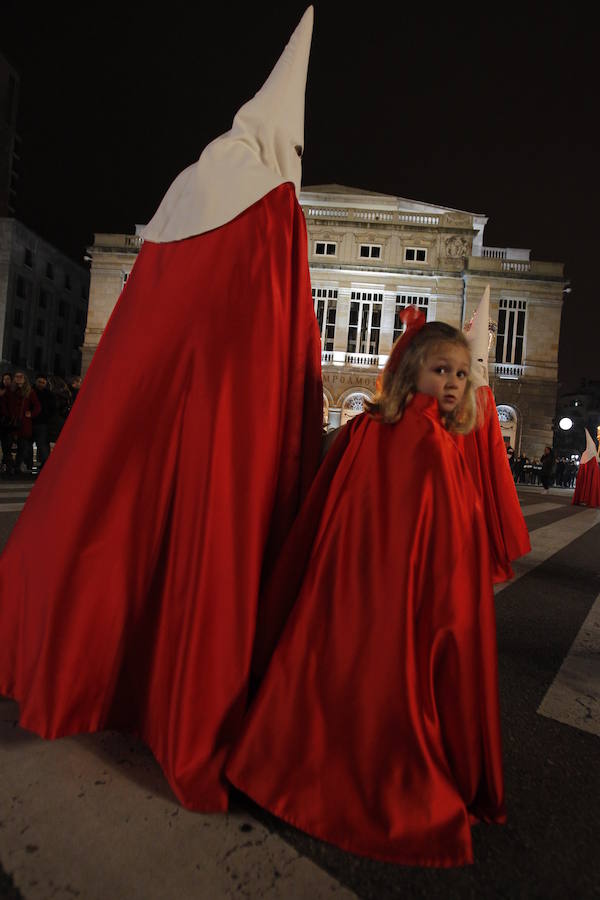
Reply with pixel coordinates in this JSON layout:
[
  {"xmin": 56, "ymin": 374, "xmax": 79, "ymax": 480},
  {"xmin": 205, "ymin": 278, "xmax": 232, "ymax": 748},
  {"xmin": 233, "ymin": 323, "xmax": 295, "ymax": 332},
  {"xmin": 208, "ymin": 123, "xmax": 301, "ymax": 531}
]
[
  {"xmin": 519, "ymin": 500, "xmax": 563, "ymax": 516},
  {"xmin": 501, "ymin": 490, "xmax": 600, "ymax": 740},
  {"xmin": 538, "ymin": 591, "xmax": 600, "ymax": 737},
  {"xmin": 0, "ymin": 485, "xmax": 598, "ymax": 900},
  {"xmin": 495, "ymin": 505, "xmax": 600, "ymax": 595},
  {"xmin": 0, "ymin": 482, "xmax": 32, "ymax": 514}
]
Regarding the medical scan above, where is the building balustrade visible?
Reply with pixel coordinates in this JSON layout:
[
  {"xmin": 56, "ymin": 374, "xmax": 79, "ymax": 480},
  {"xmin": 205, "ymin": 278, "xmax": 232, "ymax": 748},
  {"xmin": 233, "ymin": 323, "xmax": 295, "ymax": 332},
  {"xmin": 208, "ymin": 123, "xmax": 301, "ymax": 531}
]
[
  {"xmin": 304, "ymin": 207, "xmax": 440, "ymax": 227},
  {"xmin": 305, "ymin": 207, "xmax": 349, "ymax": 218},
  {"xmin": 492, "ymin": 363, "xmax": 524, "ymax": 379},
  {"xmin": 321, "ymin": 349, "xmax": 389, "ymax": 368},
  {"xmin": 482, "ymin": 247, "xmax": 507, "ymax": 259},
  {"xmin": 468, "ymin": 256, "xmax": 563, "ymax": 278},
  {"xmin": 354, "ymin": 210, "xmax": 394, "ymax": 222},
  {"xmin": 345, "ymin": 352, "xmax": 380, "ymax": 368},
  {"xmin": 502, "ymin": 261, "xmax": 531, "ymax": 273},
  {"xmin": 397, "ymin": 213, "xmax": 439, "ymax": 225},
  {"xmin": 480, "ymin": 247, "xmax": 531, "ymax": 261}
]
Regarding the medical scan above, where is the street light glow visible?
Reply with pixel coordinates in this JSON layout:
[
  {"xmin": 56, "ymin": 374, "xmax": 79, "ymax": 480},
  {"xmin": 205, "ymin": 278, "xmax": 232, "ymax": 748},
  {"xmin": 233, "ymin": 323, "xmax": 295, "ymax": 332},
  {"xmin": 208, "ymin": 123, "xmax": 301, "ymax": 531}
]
[{"xmin": 559, "ymin": 417, "xmax": 574, "ymax": 431}]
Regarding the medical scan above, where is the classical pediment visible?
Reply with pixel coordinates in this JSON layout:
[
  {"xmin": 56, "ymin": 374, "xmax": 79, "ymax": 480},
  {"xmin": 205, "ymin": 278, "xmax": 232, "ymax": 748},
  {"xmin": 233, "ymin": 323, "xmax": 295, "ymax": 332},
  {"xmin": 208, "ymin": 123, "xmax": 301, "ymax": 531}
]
[{"xmin": 300, "ymin": 183, "xmax": 486, "ymax": 220}]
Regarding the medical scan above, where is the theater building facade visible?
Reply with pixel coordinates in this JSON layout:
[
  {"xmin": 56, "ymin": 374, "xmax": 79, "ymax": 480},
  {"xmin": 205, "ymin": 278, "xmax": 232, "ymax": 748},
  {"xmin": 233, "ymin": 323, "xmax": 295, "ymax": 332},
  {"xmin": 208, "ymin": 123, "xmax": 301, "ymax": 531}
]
[{"xmin": 84, "ymin": 184, "xmax": 566, "ymax": 458}]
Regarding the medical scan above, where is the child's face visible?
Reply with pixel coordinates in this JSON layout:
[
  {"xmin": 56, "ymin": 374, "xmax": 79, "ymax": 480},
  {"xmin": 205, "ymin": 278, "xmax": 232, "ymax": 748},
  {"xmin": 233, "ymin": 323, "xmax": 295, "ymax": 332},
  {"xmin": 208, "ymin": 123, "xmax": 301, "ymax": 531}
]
[{"xmin": 416, "ymin": 343, "xmax": 470, "ymax": 414}]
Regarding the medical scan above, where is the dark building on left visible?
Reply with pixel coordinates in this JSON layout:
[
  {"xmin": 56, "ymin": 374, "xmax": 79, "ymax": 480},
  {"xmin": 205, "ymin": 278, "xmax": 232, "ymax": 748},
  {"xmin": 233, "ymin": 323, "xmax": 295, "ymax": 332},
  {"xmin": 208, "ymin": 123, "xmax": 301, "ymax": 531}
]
[
  {"xmin": 1, "ymin": 52, "xmax": 19, "ymax": 216},
  {"xmin": 1, "ymin": 219, "xmax": 90, "ymax": 377},
  {"xmin": 0, "ymin": 53, "xmax": 90, "ymax": 378}
]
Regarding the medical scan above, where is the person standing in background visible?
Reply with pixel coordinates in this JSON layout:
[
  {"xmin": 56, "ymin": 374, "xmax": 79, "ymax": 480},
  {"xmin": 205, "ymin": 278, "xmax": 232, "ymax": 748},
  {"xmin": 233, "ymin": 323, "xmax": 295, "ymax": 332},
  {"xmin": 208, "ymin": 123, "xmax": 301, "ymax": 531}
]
[
  {"xmin": 33, "ymin": 375, "xmax": 57, "ymax": 472},
  {"xmin": 540, "ymin": 446, "xmax": 554, "ymax": 493}
]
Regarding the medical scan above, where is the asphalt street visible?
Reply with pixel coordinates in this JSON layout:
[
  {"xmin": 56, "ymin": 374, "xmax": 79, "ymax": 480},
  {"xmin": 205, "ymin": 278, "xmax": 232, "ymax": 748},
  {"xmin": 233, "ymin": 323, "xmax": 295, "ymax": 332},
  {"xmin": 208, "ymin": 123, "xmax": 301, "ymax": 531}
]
[{"xmin": 0, "ymin": 481, "xmax": 599, "ymax": 899}]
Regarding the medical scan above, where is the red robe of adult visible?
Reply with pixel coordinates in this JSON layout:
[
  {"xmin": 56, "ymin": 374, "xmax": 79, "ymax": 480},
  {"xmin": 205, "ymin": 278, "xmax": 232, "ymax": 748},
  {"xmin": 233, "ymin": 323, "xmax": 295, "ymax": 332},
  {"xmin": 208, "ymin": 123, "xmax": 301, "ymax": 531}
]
[
  {"xmin": 0, "ymin": 183, "xmax": 323, "ymax": 811},
  {"xmin": 456, "ymin": 386, "xmax": 530, "ymax": 582},
  {"xmin": 228, "ymin": 394, "xmax": 505, "ymax": 867},
  {"xmin": 572, "ymin": 457, "xmax": 600, "ymax": 507}
]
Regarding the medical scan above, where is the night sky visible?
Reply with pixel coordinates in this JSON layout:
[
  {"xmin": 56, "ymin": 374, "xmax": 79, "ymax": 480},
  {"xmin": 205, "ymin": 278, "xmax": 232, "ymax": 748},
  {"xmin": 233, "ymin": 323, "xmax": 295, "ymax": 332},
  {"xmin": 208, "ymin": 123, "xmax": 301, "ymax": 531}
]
[{"xmin": 3, "ymin": 3, "xmax": 596, "ymax": 392}]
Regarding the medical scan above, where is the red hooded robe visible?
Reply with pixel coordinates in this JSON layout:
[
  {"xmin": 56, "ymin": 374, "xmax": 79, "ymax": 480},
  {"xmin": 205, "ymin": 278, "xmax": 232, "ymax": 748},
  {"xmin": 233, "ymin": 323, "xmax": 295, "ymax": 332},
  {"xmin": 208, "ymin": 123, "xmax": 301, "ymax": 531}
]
[
  {"xmin": 228, "ymin": 394, "xmax": 505, "ymax": 867},
  {"xmin": 572, "ymin": 458, "xmax": 600, "ymax": 507},
  {"xmin": 0, "ymin": 9, "xmax": 322, "ymax": 812}
]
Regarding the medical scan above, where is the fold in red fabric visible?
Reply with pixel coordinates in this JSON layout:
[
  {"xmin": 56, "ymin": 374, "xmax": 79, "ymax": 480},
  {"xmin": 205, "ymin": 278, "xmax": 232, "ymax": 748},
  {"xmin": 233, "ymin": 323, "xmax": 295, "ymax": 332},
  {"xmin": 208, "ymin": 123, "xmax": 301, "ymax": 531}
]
[
  {"xmin": 0, "ymin": 183, "xmax": 323, "ymax": 811},
  {"xmin": 455, "ymin": 386, "xmax": 530, "ymax": 582},
  {"xmin": 572, "ymin": 457, "xmax": 600, "ymax": 507},
  {"xmin": 227, "ymin": 394, "xmax": 505, "ymax": 867}
]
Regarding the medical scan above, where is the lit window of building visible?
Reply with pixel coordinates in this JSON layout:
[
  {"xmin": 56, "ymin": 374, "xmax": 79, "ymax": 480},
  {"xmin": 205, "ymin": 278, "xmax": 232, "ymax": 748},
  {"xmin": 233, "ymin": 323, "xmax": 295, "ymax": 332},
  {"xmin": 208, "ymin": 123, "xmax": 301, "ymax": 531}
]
[
  {"xmin": 312, "ymin": 287, "xmax": 338, "ymax": 351},
  {"xmin": 496, "ymin": 298, "xmax": 527, "ymax": 366},
  {"xmin": 404, "ymin": 247, "xmax": 427, "ymax": 263},
  {"xmin": 347, "ymin": 291, "xmax": 383, "ymax": 356},
  {"xmin": 315, "ymin": 241, "xmax": 337, "ymax": 256},
  {"xmin": 359, "ymin": 244, "xmax": 381, "ymax": 259}
]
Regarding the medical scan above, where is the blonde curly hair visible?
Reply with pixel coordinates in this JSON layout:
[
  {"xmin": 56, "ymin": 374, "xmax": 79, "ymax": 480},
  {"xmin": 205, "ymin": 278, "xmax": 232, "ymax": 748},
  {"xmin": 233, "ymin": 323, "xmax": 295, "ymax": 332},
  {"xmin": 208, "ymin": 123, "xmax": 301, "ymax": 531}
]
[{"xmin": 365, "ymin": 321, "xmax": 477, "ymax": 435}]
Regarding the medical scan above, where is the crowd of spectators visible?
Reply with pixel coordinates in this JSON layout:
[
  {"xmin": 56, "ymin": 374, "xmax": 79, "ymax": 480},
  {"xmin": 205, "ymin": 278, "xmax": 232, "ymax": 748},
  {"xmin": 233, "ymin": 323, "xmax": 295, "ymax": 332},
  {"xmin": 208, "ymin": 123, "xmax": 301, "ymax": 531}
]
[
  {"xmin": 507, "ymin": 445, "xmax": 577, "ymax": 489},
  {"xmin": 0, "ymin": 371, "xmax": 82, "ymax": 478}
]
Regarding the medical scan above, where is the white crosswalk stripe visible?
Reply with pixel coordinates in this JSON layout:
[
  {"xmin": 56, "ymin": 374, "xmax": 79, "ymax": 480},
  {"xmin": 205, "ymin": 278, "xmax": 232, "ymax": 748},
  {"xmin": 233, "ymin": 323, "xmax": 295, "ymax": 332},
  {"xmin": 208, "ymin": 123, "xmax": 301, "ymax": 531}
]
[
  {"xmin": 519, "ymin": 501, "xmax": 563, "ymax": 517},
  {"xmin": 0, "ymin": 489, "xmax": 597, "ymax": 896},
  {"xmin": 495, "ymin": 507, "xmax": 600, "ymax": 595},
  {"xmin": 538, "ymin": 592, "xmax": 600, "ymax": 737},
  {"xmin": 493, "ymin": 499, "xmax": 600, "ymax": 738},
  {"xmin": 0, "ymin": 699, "xmax": 355, "ymax": 900},
  {"xmin": 0, "ymin": 484, "xmax": 33, "ymax": 513},
  {"xmin": 0, "ymin": 473, "xmax": 356, "ymax": 897}
]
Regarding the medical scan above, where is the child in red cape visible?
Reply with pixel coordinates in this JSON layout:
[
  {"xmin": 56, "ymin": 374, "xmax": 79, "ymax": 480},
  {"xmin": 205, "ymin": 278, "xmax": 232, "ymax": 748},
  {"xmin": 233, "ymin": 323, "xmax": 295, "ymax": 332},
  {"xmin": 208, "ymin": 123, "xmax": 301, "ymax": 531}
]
[{"xmin": 227, "ymin": 308, "xmax": 505, "ymax": 867}]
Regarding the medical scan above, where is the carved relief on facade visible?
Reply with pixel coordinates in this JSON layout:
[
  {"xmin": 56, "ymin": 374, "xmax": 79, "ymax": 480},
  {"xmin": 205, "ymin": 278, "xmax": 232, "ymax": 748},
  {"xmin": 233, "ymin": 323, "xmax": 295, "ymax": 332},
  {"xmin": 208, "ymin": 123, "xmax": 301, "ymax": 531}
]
[
  {"xmin": 441, "ymin": 212, "xmax": 472, "ymax": 227},
  {"xmin": 311, "ymin": 230, "xmax": 345, "ymax": 242},
  {"xmin": 350, "ymin": 231, "xmax": 391, "ymax": 247},
  {"xmin": 444, "ymin": 235, "xmax": 471, "ymax": 258}
]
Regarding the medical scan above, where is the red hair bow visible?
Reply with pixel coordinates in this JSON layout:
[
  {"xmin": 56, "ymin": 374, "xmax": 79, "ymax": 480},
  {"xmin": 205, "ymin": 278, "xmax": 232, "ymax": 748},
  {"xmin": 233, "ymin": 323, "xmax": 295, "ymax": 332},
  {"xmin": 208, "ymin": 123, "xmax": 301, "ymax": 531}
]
[{"xmin": 386, "ymin": 305, "xmax": 427, "ymax": 374}]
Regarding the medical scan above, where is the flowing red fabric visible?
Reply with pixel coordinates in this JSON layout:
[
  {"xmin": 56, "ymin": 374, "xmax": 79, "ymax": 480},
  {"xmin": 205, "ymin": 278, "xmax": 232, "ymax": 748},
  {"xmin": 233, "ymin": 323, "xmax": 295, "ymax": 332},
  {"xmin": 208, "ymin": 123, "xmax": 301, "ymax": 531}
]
[
  {"xmin": 455, "ymin": 386, "xmax": 530, "ymax": 583},
  {"xmin": 572, "ymin": 458, "xmax": 600, "ymax": 507},
  {"xmin": 227, "ymin": 394, "xmax": 505, "ymax": 867},
  {"xmin": 0, "ymin": 183, "xmax": 323, "ymax": 811}
]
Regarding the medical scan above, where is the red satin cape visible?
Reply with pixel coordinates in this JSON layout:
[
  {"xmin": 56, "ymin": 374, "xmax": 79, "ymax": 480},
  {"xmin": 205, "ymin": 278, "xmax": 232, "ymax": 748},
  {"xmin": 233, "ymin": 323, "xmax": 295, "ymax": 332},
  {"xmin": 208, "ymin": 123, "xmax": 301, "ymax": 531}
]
[
  {"xmin": 455, "ymin": 386, "xmax": 530, "ymax": 582},
  {"xmin": 0, "ymin": 184, "xmax": 323, "ymax": 811},
  {"xmin": 227, "ymin": 394, "xmax": 505, "ymax": 867},
  {"xmin": 572, "ymin": 457, "xmax": 600, "ymax": 507}
]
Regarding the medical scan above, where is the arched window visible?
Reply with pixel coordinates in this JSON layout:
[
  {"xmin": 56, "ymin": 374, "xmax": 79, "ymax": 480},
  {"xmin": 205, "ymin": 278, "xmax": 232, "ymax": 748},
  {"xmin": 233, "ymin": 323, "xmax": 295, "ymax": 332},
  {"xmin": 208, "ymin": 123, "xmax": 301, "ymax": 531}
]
[
  {"xmin": 496, "ymin": 405, "xmax": 518, "ymax": 449},
  {"xmin": 341, "ymin": 392, "xmax": 370, "ymax": 425}
]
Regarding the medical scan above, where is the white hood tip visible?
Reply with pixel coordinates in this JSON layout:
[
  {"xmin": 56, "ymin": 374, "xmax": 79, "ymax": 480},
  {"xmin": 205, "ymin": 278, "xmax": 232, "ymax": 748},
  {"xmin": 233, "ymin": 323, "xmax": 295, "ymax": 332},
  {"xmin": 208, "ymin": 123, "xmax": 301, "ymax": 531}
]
[
  {"xmin": 465, "ymin": 284, "xmax": 491, "ymax": 389},
  {"xmin": 241, "ymin": 6, "xmax": 313, "ymax": 131},
  {"xmin": 141, "ymin": 7, "xmax": 314, "ymax": 244},
  {"xmin": 581, "ymin": 428, "xmax": 598, "ymax": 465}
]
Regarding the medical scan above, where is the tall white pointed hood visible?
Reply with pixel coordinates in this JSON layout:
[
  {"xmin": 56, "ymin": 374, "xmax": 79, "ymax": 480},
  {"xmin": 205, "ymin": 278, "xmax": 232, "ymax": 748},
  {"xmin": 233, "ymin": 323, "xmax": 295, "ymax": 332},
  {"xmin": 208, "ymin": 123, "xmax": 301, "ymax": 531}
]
[
  {"xmin": 142, "ymin": 7, "xmax": 313, "ymax": 243},
  {"xmin": 581, "ymin": 428, "xmax": 598, "ymax": 465},
  {"xmin": 465, "ymin": 285, "xmax": 491, "ymax": 390}
]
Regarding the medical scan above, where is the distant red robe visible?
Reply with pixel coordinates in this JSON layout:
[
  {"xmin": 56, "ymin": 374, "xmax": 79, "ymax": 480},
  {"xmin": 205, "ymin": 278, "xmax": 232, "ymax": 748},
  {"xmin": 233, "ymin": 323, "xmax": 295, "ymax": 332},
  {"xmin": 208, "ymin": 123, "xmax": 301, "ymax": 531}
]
[
  {"xmin": 0, "ymin": 183, "xmax": 323, "ymax": 811},
  {"xmin": 572, "ymin": 457, "xmax": 600, "ymax": 507},
  {"xmin": 456, "ymin": 386, "xmax": 530, "ymax": 582},
  {"xmin": 228, "ymin": 394, "xmax": 505, "ymax": 867}
]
